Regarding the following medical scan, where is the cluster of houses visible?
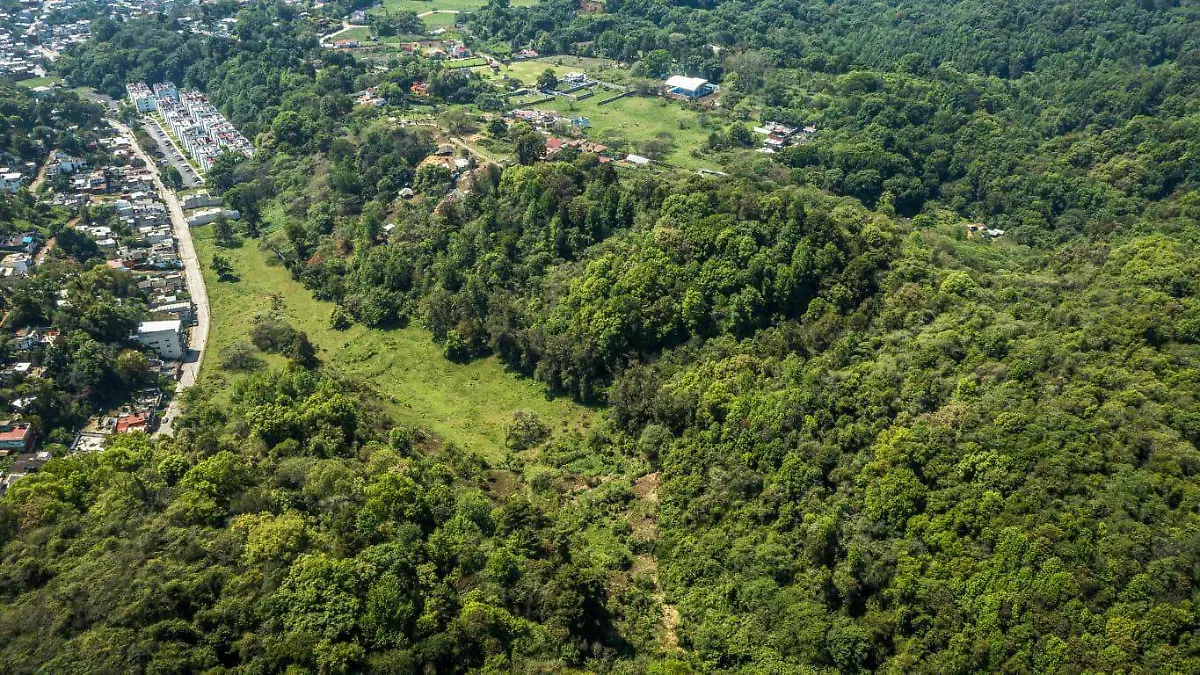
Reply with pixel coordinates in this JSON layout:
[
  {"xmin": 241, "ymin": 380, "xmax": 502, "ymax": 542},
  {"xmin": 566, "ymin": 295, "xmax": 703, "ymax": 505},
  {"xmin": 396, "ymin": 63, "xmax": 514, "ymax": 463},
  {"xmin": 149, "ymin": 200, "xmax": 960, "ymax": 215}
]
[
  {"xmin": 127, "ymin": 82, "xmax": 254, "ymax": 172},
  {"xmin": 70, "ymin": 389, "xmax": 165, "ymax": 453},
  {"xmin": 753, "ymin": 121, "xmax": 816, "ymax": 153},
  {"xmin": 0, "ymin": 231, "xmax": 41, "ymax": 281},
  {"xmin": 174, "ymin": 14, "xmax": 239, "ymax": 39},
  {"xmin": 1, "ymin": 0, "xmax": 175, "ymax": 81},
  {"xmin": 545, "ymin": 137, "xmax": 612, "ymax": 162},
  {"xmin": 0, "ymin": 123, "xmax": 200, "ymax": 493},
  {"xmin": 509, "ymin": 108, "xmax": 589, "ymax": 129},
  {"xmin": 354, "ymin": 87, "xmax": 388, "ymax": 108}
]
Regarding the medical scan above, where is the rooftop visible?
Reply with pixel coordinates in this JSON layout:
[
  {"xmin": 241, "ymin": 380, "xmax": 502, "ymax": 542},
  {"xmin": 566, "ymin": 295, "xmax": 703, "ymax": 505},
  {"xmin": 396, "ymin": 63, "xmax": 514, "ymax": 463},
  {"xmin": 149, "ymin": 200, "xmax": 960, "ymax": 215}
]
[
  {"xmin": 137, "ymin": 319, "xmax": 183, "ymax": 333},
  {"xmin": 664, "ymin": 75, "xmax": 710, "ymax": 91}
]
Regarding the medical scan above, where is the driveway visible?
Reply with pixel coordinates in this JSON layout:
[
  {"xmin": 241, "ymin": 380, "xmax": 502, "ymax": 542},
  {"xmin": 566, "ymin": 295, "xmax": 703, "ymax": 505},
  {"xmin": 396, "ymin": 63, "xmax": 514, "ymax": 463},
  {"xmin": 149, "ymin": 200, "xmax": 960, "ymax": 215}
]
[
  {"xmin": 142, "ymin": 120, "xmax": 204, "ymax": 189},
  {"xmin": 110, "ymin": 118, "xmax": 212, "ymax": 438}
]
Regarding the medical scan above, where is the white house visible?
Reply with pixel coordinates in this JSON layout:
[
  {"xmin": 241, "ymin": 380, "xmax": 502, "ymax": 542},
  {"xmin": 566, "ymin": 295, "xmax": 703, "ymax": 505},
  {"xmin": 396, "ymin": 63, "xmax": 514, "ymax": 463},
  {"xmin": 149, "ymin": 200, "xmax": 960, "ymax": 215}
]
[
  {"xmin": 186, "ymin": 208, "xmax": 240, "ymax": 227},
  {"xmin": 134, "ymin": 320, "xmax": 186, "ymax": 360},
  {"xmin": 181, "ymin": 192, "xmax": 222, "ymax": 210},
  {"xmin": 663, "ymin": 75, "xmax": 718, "ymax": 100}
]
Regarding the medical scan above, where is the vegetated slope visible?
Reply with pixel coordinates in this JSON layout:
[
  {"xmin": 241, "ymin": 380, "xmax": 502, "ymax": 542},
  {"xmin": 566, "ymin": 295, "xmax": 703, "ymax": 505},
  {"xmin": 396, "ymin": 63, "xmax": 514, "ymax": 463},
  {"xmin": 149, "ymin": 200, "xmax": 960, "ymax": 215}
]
[
  {"xmin": 470, "ymin": 0, "xmax": 1199, "ymax": 235},
  {"xmin": 0, "ymin": 369, "xmax": 658, "ymax": 672},
  {"xmin": 641, "ymin": 215, "xmax": 1200, "ymax": 670},
  {"xmin": 192, "ymin": 223, "xmax": 590, "ymax": 460},
  {"xmin": 10, "ymin": 1, "xmax": 1199, "ymax": 672}
]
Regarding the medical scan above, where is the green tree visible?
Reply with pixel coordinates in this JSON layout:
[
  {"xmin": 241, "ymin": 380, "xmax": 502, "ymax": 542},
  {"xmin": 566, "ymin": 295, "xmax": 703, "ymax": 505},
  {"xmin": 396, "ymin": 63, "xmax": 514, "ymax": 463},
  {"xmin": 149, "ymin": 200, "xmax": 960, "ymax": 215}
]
[
  {"xmin": 515, "ymin": 131, "xmax": 544, "ymax": 165},
  {"xmin": 537, "ymin": 68, "xmax": 559, "ymax": 91},
  {"xmin": 211, "ymin": 253, "xmax": 235, "ymax": 281},
  {"xmin": 161, "ymin": 164, "xmax": 183, "ymax": 190}
]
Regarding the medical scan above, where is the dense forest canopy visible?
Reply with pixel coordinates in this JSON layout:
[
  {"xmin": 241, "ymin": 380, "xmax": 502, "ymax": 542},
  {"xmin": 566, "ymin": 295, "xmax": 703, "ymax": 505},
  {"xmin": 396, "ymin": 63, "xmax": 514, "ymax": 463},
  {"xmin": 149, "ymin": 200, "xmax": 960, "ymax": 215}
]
[{"xmin": 0, "ymin": 0, "xmax": 1198, "ymax": 672}]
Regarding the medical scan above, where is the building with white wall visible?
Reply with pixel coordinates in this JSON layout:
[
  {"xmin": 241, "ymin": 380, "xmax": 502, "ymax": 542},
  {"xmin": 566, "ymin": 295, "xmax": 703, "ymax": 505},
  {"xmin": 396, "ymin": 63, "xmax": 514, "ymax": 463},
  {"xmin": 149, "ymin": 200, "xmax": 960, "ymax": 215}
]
[{"xmin": 134, "ymin": 320, "xmax": 186, "ymax": 360}]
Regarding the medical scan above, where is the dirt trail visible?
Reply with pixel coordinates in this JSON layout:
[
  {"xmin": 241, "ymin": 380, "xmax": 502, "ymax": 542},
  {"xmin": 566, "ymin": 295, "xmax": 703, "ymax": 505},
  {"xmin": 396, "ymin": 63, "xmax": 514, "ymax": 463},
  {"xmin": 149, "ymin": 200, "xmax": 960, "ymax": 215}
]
[{"xmin": 633, "ymin": 471, "xmax": 682, "ymax": 652}]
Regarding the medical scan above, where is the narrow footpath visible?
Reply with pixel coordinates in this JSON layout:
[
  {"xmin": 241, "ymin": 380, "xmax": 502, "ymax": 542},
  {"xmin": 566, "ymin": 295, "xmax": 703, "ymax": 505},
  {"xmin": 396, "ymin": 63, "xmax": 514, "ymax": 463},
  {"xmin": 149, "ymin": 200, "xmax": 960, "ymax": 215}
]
[{"xmin": 110, "ymin": 118, "xmax": 211, "ymax": 437}]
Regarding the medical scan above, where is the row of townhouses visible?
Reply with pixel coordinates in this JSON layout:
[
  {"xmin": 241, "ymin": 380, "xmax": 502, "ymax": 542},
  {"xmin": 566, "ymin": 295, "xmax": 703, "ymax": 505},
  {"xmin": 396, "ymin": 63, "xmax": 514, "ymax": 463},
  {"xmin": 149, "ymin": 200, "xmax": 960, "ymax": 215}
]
[{"xmin": 127, "ymin": 82, "xmax": 254, "ymax": 171}]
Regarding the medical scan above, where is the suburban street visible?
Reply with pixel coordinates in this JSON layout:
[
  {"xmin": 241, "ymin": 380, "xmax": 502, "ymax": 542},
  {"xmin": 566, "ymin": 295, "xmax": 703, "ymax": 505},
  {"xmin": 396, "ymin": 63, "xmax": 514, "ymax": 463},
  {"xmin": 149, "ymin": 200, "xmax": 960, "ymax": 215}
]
[
  {"xmin": 110, "ymin": 118, "xmax": 211, "ymax": 437},
  {"xmin": 142, "ymin": 119, "xmax": 203, "ymax": 188}
]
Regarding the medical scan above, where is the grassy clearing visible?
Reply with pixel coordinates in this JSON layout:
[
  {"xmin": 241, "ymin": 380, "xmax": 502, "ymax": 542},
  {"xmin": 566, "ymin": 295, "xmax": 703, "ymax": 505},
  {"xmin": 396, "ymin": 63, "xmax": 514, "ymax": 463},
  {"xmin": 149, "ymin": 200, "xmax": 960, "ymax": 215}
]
[
  {"xmin": 420, "ymin": 11, "xmax": 460, "ymax": 26},
  {"xmin": 193, "ymin": 223, "xmax": 592, "ymax": 460},
  {"xmin": 373, "ymin": 0, "xmax": 537, "ymax": 14},
  {"xmin": 532, "ymin": 94, "xmax": 719, "ymax": 170},
  {"xmin": 445, "ymin": 56, "xmax": 488, "ymax": 69},
  {"xmin": 334, "ymin": 26, "xmax": 372, "ymax": 41},
  {"xmin": 491, "ymin": 57, "xmax": 623, "ymax": 87},
  {"xmin": 16, "ymin": 76, "xmax": 61, "ymax": 88}
]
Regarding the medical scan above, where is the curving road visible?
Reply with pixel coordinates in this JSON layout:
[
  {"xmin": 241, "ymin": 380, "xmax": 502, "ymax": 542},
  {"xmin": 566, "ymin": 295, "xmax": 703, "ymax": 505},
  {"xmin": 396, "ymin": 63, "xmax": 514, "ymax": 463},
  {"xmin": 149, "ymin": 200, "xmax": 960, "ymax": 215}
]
[{"xmin": 110, "ymin": 118, "xmax": 211, "ymax": 438}]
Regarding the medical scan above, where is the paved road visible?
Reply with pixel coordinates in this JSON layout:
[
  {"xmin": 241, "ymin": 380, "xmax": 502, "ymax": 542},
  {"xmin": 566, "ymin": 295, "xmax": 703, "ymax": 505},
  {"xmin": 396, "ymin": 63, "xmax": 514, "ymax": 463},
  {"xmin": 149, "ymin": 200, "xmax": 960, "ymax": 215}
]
[
  {"xmin": 111, "ymin": 118, "xmax": 211, "ymax": 438},
  {"xmin": 142, "ymin": 119, "xmax": 204, "ymax": 189}
]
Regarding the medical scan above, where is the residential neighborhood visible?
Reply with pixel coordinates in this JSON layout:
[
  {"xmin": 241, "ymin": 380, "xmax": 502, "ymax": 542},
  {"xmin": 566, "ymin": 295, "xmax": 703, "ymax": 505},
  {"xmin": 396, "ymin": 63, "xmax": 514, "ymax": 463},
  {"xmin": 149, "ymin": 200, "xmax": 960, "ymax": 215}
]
[
  {"xmin": 0, "ymin": 114, "xmax": 209, "ymax": 495},
  {"xmin": 128, "ymin": 82, "xmax": 255, "ymax": 171}
]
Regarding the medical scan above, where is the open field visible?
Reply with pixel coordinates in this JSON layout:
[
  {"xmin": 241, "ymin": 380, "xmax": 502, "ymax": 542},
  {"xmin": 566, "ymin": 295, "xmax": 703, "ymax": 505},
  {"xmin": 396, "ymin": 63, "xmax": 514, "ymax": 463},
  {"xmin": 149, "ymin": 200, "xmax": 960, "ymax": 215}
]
[
  {"xmin": 445, "ymin": 56, "xmax": 488, "ymax": 69},
  {"xmin": 530, "ymin": 94, "xmax": 719, "ymax": 170},
  {"xmin": 498, "ymin": 60, "xmax": 580, "ymax": 86},
  {"xmin": 420, "ymin": 11, "xmax": 461, "ymax": 26},
  {"xmin": 16, "ymin": 76, "xmax": 61, "ymax": 88},
  {"xmin": 333, "ymin": 26, "xmax": 372, "ymax": 41},
  {"xmin": 193, "ymin": 222, "xmax": 592, "ymax": 460},
  {"xmin": 373, "ymin": 0, "xmax": 537, "ymax": 13}
]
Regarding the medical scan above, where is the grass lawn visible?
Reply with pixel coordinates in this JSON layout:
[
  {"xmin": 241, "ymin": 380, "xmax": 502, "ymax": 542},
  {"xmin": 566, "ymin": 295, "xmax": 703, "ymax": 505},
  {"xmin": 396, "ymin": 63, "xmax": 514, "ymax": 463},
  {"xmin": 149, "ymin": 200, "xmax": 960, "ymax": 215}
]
[
  {"xmin": 373, "ymin": 0, "xmax": 537, "ymax": 14},
  {"xmin": 193, "ymin": 222, "xmax": 592, "ymax": 460},
  {"xmin": 420, "ymin": 11, "xmax": 461, "ymax": 26},
  {"xmin": 335, "ymin": 26, "xmax": 372, "ymax": 41},
  {"xmin": 16, "ymin": 76, "xmax": 61, "ymax": 88},
  {"xmin": 445, "ymin": 56, "xmax": 488, "ymax": 69},
  {"xmin": 500, "ymin": 60, "xmax": 579, "ymax": 87},
  {"xmin": 531, "ymin": 94, "xmax": 719, "ymax": 170},
  {"xmin": 495, "ymin": 57, "xmax": 623, "ymax": 87}
]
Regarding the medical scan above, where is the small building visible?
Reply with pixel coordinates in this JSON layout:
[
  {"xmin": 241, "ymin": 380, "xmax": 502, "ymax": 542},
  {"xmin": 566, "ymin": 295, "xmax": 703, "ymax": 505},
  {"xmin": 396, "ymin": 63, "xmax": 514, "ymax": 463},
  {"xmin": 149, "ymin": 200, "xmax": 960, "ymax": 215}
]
[
  {"xmin": 0, "ymin": 422, "xmax": 36, "ymax": 454},
  {"xmin": 114, "ymin": 412, "xmax": 150, "ymax": 434},
  {"xmin": 151, "ymin": 300, "xmax": 195, "ymax": 324},
  {"xmin": 0, "ymin": 252, "xmax": 32, "ymax": 277},
  {"xmin": 663, "ymin": 75, "xmax": 717, "ymax": 100},
  {"xmin": 181, "ymin": 192, "xmax": 222, "ymax": 210},
  {"xmin": 0, "ymin": 168, "xmax": 24, "ymax": 192},
  {"xmin": 71, "ymin": 431, "xmax": 108, "ymax": 453},
  {"xmin": 134, "ymin": 319, "xmax": 186, "ymax": 360},
  {"xmin": 186, "ymin": 208, "xmax": 240, "ymax": 227}
]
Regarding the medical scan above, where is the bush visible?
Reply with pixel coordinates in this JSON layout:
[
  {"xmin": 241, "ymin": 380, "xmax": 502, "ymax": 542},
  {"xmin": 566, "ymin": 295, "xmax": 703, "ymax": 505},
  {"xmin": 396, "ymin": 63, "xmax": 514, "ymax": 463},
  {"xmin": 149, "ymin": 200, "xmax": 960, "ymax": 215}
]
[
  {"xmin": 505, "ymin": 411, "xmax": 550, "ymax": 451},
  {"xmin": 249, "ymin": 317, "xmax": 301, "ymax": 353},
  {"xmin": 219, "ymin": 342, "xmax": 262, "ymax": 371},
  {"xmin": 329, "ymin": 306, "xmax": 352, "ymax": 331}
]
